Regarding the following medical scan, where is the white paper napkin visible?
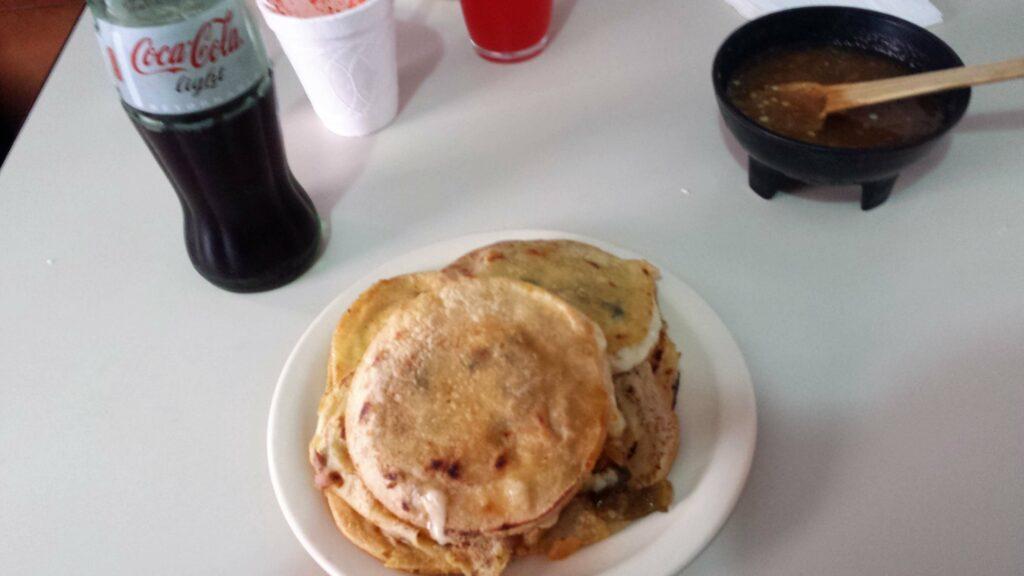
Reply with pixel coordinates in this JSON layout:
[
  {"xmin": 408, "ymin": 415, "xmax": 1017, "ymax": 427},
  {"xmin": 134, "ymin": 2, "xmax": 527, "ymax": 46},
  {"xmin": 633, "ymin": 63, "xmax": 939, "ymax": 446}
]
[{"xmin": 723, "ymin": 0, "xmax": 943, "ymax": 27}]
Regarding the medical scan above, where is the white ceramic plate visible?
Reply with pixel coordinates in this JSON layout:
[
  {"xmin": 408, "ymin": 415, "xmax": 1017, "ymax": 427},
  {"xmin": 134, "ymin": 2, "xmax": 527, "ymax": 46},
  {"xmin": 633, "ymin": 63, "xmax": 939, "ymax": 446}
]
[{"xmin": 268, "ymin": 230, "xmax": 757, "ymax": 576}]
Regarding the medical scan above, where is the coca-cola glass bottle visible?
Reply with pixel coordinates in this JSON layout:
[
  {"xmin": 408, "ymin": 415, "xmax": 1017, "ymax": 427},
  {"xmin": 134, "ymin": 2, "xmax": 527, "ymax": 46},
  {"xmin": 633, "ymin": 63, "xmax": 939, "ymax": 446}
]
[{"xmin": 87, "ymin": 0, "xmax": 321, "ymax": 292}]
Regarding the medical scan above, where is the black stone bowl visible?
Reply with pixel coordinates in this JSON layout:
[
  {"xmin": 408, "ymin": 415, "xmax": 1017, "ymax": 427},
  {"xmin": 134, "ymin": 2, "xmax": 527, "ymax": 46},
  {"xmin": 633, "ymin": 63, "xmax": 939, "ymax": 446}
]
[{"xmin": 712, "ymin": 7, "xmax": 970, "ymax": 210}]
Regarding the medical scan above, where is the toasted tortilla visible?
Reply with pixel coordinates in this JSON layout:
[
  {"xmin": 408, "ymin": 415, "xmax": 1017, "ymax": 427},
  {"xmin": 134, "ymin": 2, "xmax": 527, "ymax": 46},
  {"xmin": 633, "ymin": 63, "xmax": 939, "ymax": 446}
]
[
  {"xmin": 604, "ymin": 330, "xmax": 681, "ymax": 488},
  {"xmin": 346, "ymin": 277, "xmax": 612, "ymax": 539},
  {"xmin": 315, "ymin": 272, "xmax": 513, "ymax": 575},
  {"xmin": 446, "ymin": 240, "xmax": 661, "ymax": 373}
]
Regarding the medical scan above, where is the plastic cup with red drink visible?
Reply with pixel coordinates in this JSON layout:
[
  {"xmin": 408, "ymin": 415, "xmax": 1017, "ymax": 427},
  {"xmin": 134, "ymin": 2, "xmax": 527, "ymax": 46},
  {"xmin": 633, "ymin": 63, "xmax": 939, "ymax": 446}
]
[{"xmin": 460, "ymin": 0, "xmax": 553, "ymax": 62}]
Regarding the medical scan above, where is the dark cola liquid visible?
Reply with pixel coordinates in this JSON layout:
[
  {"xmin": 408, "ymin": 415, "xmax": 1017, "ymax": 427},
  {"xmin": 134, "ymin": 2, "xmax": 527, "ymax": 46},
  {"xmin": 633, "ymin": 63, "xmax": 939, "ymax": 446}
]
[{"xmin": 130, "ymin": 74, "xmax": 320, "ymax": 292}]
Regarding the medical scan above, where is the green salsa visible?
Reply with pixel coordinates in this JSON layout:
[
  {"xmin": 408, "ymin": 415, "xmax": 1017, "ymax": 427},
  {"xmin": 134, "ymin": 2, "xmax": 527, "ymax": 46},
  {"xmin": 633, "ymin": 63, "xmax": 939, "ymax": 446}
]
[{"xmin": 728, "ymin": 46, "xmax": 946, "ymax": 148}]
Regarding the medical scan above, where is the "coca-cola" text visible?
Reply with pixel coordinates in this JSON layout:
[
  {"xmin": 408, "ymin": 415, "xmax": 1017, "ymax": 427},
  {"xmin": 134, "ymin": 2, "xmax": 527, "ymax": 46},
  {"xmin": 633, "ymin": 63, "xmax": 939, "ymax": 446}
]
[{"xmin": 131, "ymin": 10, "xmax": 244, "ymax": 76}]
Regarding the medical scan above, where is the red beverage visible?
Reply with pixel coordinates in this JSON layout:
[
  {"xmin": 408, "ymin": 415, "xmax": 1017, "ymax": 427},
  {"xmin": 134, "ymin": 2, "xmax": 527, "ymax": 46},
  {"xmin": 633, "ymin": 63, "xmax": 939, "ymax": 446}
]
[{"xmin": 460, "ymin": 0, "xmax": 552, "ymax": 62}]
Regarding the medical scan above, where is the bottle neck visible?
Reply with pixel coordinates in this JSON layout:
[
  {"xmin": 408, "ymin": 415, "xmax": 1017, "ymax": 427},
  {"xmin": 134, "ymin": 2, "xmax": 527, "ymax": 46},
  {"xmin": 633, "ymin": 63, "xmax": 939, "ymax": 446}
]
[{"xmin": 87, "ymin": 0, "xmax": 225, "ymax": 26}]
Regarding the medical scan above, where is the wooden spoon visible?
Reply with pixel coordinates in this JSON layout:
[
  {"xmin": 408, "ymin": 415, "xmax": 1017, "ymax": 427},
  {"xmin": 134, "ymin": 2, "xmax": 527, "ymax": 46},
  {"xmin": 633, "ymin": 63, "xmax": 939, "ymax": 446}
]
[{"xmin": 773, "ymin": 57, "xmax": 1024, "ymax": 133}]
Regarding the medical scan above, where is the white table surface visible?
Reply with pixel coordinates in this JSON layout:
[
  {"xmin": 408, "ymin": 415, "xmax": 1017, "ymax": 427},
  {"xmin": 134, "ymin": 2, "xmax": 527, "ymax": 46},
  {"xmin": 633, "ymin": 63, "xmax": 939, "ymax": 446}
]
[{"xmin": 2, "ymin": 1, "xmax": 1023, "ymax": 574}]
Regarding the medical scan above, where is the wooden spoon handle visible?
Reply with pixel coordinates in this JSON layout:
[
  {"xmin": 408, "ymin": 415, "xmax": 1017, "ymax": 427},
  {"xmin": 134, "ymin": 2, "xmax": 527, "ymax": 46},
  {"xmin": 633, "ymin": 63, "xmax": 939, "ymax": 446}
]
[{"xmin": 825, "ymin": 57, "xmax": 1024, "ymax": 114}]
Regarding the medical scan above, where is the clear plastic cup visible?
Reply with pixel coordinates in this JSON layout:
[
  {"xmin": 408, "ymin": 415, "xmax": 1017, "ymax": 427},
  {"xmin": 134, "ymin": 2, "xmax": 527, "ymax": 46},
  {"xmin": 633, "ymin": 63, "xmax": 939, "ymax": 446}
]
[
  {"xmin": 258, "ymin": 0, "xmax": 398, "ymax": 136},
  {"xmin": 460, "ymin": 0, "xmax": 552, "ymax": 62}
]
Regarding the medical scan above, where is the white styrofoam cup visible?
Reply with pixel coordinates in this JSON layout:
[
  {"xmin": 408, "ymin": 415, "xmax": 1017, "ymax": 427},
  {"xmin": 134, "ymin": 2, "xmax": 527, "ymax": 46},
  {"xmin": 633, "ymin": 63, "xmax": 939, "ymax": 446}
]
[{"xmin": 258, "ymin": 0, "xmax": 398, "ymax": 136}]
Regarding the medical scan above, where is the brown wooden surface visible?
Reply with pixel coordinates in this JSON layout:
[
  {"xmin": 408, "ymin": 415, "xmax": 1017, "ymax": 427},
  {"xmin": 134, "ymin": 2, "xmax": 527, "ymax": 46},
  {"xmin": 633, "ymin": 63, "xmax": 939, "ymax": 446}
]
[{"xmin": 0, "ymin": 0, "xmax": 84, "ymax": 162}]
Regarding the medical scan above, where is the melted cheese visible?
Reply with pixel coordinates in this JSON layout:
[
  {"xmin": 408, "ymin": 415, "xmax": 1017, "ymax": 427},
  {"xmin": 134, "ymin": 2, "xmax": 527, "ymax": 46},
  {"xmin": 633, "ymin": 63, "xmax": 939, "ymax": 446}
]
[
  {"xmin": 610, "ymin": 311, "xmax": 662, "ymax": 373},
  {"xmin": 419, "ymin": 489, "xmax": 449, "ymax": 545},
  {"xmin": 584, "ymin": 468, "xmax": 621, "ymax": 493}
]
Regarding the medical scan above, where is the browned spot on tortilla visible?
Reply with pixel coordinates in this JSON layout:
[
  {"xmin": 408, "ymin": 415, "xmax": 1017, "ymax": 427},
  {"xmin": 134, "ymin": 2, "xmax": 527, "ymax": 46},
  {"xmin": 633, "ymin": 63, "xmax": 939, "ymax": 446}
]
[
  {"xmin": 337, "ymin": 417, "xmax": 345, "ymax": 440},
  {"xmin": 328, "ymin": 472, "xmax": 343, "ymax": 485},
  {"xmin": 628, "ymin": 442, "xmax": 639, "ymax": 460},
  {"xmin": 485, "ymin": 252, "xmax": 506, "ymax": 262},
  {"xmin": 671, "ymin": 373, "xmax": 681, "ymax": 409},
  {"xmin": 314, "ymin": 451, "xmax": 327, "ymax": 468},
  {"xmin": 402, "ymin": 500, "xmax": 411, "ymax": 512},
  {"xmin": 371, "ymin": 350, "xmax": 390, "ymax": 367},
  {"xmin": 584, "ymin": 259, "xmax": 601, "ymax": 269},
  {"xmin": 383, "ymin": 469, "xmax": 403, "ymax": 489},
  {"xmin": 535, "ymin": 411, "xmax": 555, "ymax": 437},
  {"xmin": 446, "ymin": 461, "xmax": 462, "ymax": 480},
  {"xmin": 494, "ymin": 452, "xmax": 508, "ymax": 470},
  {"xmin": 359, "ymin": 402, "xmax": 373, "ymax": 422},
  {"xmin": 394, "ymin": 329, "xmax": 407, "ymax": 341},
  {"xmin": 441, "ymin": 267, "xmax": 466, "ymax": 280},
  {"xmin": 447, "ymin": 264, "xmax": 475, "ymax": 278},
  {"xmin": 651, "ymin": 346, "xmax": 664, "ymax": 372},
  {"xmin": 466, "ymin": 346, "xmax": 491, "ymax": 371},
  {"xmin": 425, "ymin": 458, "xmax": 462, "ymax": 479},
  {"xmin": 526, "ymin": 248, "xmax": 543, "ymax": 256}
]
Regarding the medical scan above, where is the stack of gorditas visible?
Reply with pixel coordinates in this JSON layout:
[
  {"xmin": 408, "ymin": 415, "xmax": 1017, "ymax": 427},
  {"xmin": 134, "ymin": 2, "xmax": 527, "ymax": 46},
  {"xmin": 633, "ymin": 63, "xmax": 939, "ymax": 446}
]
[{"xmin": 310, "ymin": 240, "xmax": 681, "ymax": 575}]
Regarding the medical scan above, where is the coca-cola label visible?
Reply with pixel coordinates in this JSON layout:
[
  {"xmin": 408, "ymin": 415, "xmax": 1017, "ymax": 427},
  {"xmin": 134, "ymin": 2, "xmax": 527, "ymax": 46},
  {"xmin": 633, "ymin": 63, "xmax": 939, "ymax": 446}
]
[{"xmin": 94, "ymin": 0, "xmax": 267, "ymax": 114}]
